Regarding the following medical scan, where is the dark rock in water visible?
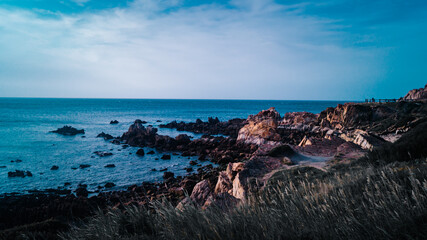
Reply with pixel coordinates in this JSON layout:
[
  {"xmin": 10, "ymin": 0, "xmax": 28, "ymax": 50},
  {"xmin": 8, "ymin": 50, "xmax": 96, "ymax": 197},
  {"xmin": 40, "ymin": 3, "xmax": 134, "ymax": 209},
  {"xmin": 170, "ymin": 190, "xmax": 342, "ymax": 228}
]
[
  {"xmin": 161, "ymin": 154, "xmax": 171, "ymax": 160},
  {"xmin": 122, "ymin": 144, "xmax": 129, "ymax": 149},
  {"xmin": 50, "ymin": 126, "xmax": 84, "ymax": 136},
  {"xmin": 136, "ymin": 149, "xmax": 145, "ymax": 156},
  {"xmin": 111, "ymin": 139, "xmax": 121, "ymax": 145},
  {"xmin": 8, "ymin": 170, "xmax": 32, "ymax": 178},
  {"xmin": 81, "ymin": 136, "xmax": 86, "ymax": 138},
  {"xmin": 110, "ymin": 120, "xmax": 119, "ymax": 124},
  {"xmin": 147, "ymin": 150, "xmax": 155, "ymax": 155},
  {"xmin": 71, "ymin": 167, "xmax": 78, "ymax": 170},
  {"xmin": 121, "ymin": 120, "xmax": 158, "ymax": 146},
  {"xmin": 93, "ymin": 151, "xmax": 113, "ymax": 157},
  {"xmin": 64, "ymin": 182, "xmax": 71, "ymax": 186},
  {"xmin": 11, "ymin": 159, "xmax": 23, "ymax": 163},
  {"xmin": 104, "ymin": 164, "xmax": 116, "ymax": 168},
  {"xmin": 79, "ymin": 164, "xmax": 91, "ymax": 169},
  {"xmin": 104, "ymin": 182, "xmax": 116, "ymax": 188},
  {"xmin": 97, "ymin": 132, "xmax": 114, "ymax": 140},
  {"xmin": 185, "ymin": 167, "xmax": 193, "ymax": 172},
  {"xmin": 141, "ymin": 120, "xmax": 148, "ymax": 124},
  {"xmin": 163, "ymin": 171, "xmax": 174, "ymax": 179},
  {"xmin": 50, "ymin": 165, "xmax": 59, "ymax": 170},
  {"xmin": 0, "ymin": 166, "xmax": 6, "ymax": 168},
  {"xmin": 75, "ymin": 186, "xmax": 88, "ymax": 197},
  {"xmin": 156, "ymin": 120, "xmax": 162, "ymax": 122},
  {"xmin": 159, "ymin": 168, "xmax": 168, "ymax": 172},
  {"xmin": 151, "ymin": 168, "xmax": 157, "ymax": 171}
]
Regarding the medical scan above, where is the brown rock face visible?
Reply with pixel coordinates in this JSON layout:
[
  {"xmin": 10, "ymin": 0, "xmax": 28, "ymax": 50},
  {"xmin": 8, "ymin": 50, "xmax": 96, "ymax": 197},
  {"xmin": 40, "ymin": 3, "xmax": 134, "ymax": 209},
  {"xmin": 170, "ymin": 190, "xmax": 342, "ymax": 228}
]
[
  {"xmin": 237, "ymin": 107, "xmax": 282, "ymax": 144},
  {"xmin": 402, "ymin": 84, "xmax": 427, "ymax": 100}
]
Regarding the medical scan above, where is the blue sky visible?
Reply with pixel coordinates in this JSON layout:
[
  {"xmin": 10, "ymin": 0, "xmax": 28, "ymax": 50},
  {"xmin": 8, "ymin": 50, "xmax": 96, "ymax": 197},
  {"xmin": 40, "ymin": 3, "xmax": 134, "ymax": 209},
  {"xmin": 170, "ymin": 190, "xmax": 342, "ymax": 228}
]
[{"xmin": 0, "ymin": 0, "xmax": 426, "ymax": 100}]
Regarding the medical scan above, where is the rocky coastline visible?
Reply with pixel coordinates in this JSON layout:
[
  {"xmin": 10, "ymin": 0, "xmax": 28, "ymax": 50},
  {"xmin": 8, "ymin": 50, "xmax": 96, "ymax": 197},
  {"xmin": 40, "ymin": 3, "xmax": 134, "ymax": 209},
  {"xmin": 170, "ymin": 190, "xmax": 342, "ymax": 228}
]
[{"xmin": 1, "ymin": 85, "xmax": 426, "ymax": 239}]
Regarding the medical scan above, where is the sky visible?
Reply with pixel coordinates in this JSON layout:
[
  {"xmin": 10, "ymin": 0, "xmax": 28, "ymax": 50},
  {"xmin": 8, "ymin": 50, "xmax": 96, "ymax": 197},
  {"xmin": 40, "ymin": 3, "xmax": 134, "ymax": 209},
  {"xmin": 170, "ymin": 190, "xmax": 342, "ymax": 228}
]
[{"xmin": 0, "ymin": 0, "xmax": 426, "ymax": 100}]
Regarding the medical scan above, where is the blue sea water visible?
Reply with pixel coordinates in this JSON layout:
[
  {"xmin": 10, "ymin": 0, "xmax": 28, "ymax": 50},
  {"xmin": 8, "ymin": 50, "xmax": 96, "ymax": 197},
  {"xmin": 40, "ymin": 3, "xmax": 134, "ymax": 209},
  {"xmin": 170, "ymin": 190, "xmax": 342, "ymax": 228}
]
[{"xmin": 0, "ymin": 98, "xmax": 348, "ymax": 195}]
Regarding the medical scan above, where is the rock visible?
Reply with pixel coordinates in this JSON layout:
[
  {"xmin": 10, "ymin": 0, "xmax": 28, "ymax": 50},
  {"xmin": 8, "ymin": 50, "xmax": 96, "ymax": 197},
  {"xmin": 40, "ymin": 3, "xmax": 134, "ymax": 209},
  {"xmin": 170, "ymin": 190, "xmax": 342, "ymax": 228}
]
[
  {"xmin": 156, "ymin": 120, "xmax": 162, "ymax": 122},
  {"xmin": 121, "ymin": 120, "xmax": 158, "ymax": 146},
  {"xmin": 190, "ymin": 180, "xmax": 212, "ymax": 206},
  {"xmin": 79, "ymin": 164, "xmax": 91, "ymax": 169},
  {"xmin": 237, "ymin": 107, "xmax": 282, "ymax": 145},
  {"xmin": 93, "ymin": 151, "xmax": 113, "ymax": 157},
  {"xmin": 104, "ymin": 164, "xmax": 116, "ymax": 168},
  {"xmin": 185, "ymin": 167, "xmax": 193, "ymax": 172},
  {"xmin": 163, "ymin": 171, "xmax": 174, "ymax": 179},
  {"xmin": 75, "ymin": 186, "xmax": 88, "ymax": 197},
  {"xmin": 147, "ymin": 150, "xmax": 155, "ymax": 155},
  {"xmin": 151, "ymin": 168, "xmax": 157, "ymax": 171},
  {"xmin": 97, "ymin": 132, "xmax": 114, "ymax": 140},
  {"xmin": 159, "ymin": 168, "xmax": 168, "ymax": 172},
  {"xmin": 0, "ymin": 166, "xmax": 6, "ymax": 168},
  {"xmin": 50, "ymin": 165, "xmax": 59, "ymax": 170},
  {"xmin": 402, "ymin": 84, "xmax": 427, "ymax": 100},
  {"xmin": 105, "ymin": 182, "xmax": 116, "ymax": 188},
  {"xmin": 50, "ymin": 126, "xmax": 84, "ymax": 136},
  {"xmin": 136, "ymin": 149, "xmax": 145, "ymax": 156},
  {"xmin": 189, "ymin": 160, "xmax": 197, "ymax": 166},
  {"xmin": 110, "ymin": 120, "xmax": 119, "ymax": 124},
  {"xmin": 8, "ymin": 170, "xmax": 33, "ymax": 178},
  {"xmin": 161, "ymin": 154, "xmax": 171, "ymax": 160}
]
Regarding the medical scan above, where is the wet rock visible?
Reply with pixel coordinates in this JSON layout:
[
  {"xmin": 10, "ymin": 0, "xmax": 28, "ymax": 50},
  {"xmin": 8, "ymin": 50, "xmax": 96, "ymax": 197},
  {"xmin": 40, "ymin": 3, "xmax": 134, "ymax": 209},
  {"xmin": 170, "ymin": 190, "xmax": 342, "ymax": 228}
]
[
  {"xmin": 75, "ymin": 186, "xmax": 88, "ymax": 197},
  {"xmin": 156, "ymin": 120, "xmax": 162, "ymax": 122},
  {"xmin": 93, "ymin": 151, "xmax": 113, "ymax": 157},
  {"xmin": 136, "ymin": 149, "xmax": 145, "ymax": 156},
  {"xmin": 110, "ymin": 120, "xmax": 119, "ymax": 124},
  {"xmin": 8, "ymin": 170, "xmax": 33, "ymax": 178},
  {"xmin": 50, "ymin": 165, "xmax": 59, "ymax": 171},
  {"xmin": 104, "ymin": 164, "xmax": 116, "ymax": 168},
  {"xmin": 64, "ymin": 182, "xmax": 71, "ymax": 186},
  {"xmin": 161, "ymin": 154, "xmax": 171, "ymax": 160},
  {"xmin": 97, "ymin": 132, "xmax": 114, "ymax": 140},
  {"xmin": 50, "ymin": 126, "xmax": 84, "ymax": 136},
  {"xmin": 121, "ymin": 120, "xmax": 158, "ymax": 146},
  {"xmin": 0, "ymin": 166, "xmax": 6, "ymax": 168},
  {"xmin": 151, "ymin": 168, "xmax": 157, "ymax": 171},
  {"xmin": 163, "ymin": 171, "xmax": 174, "ymax": 179},
  {"xmin": 105, "ymin": 182, "xmax": 116, "ymax": 188},
  {"xmin": 79, "ymin": 164, "xmax": 91, "ymax": 169},
  {"xmin": 159, "ymin": 168, "xmax": 168, "ymax": 172},
  {"xmin": 11, "ymin": 159, "xmax": 23, "ymax": 163},
  {"xmin": 189, "ymin": 160, "xmax": 197, "ymax": 166},
  {"xmin": 185, "ymin": 167, "xmax": 193, "ymax": 172},
  {"xmin": 147, "ymin": 150, "xmax": 155, "ymax": 155}
]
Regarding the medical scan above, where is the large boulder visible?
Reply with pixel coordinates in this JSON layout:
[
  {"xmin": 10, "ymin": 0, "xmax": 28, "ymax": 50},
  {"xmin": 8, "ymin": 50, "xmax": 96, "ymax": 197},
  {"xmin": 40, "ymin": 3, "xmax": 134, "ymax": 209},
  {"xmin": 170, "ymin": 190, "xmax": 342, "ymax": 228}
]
[{"xmin": 237, "ymin": 107, "xmax": 282, "ymax": 144}]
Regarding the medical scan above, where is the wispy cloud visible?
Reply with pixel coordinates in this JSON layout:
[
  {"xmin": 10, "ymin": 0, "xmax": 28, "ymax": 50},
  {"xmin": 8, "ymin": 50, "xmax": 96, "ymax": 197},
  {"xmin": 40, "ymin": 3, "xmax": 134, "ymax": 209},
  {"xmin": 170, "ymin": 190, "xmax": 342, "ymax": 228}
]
[{"xmin": 0, "ymin": 0, "xmax": 425, "ymax": 99}]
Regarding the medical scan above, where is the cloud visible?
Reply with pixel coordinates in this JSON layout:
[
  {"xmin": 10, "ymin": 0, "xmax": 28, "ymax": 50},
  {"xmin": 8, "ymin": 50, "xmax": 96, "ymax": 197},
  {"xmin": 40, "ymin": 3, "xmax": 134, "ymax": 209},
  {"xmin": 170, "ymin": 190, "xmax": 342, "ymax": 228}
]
[{"xmin": 1, "ymin": 0, "xmax": 423, "ymax": 99}]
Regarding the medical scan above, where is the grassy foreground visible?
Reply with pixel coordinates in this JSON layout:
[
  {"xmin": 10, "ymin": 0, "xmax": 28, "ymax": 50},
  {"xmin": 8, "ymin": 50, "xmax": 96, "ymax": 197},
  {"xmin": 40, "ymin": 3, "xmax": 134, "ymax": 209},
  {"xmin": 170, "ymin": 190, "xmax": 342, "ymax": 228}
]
[{"xmin": 61, "ymin": 160, "xmax": 427, "ymax": 240}]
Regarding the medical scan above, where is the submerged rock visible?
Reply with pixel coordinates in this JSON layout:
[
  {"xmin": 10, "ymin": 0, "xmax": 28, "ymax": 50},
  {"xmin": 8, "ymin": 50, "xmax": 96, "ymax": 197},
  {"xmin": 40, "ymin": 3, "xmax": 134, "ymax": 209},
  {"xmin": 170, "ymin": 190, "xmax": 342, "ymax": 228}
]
[
  {"xmin": 50, "ymin": 126, "xmax": 84, "ymax": 136},
  {"xmin": 93, "ymin": 151, "xmax": 113, "ymax": 157},
  {"xmin": 97, "ymin": 132, "xmax": 114, "ymax": 140},
  {"xmin": 8, "ymin": 170, "xmax": 32, "ymax": 178},
  {"xmin": 50, "ymin": 165, "xmax": 59, "ymax": 171}
]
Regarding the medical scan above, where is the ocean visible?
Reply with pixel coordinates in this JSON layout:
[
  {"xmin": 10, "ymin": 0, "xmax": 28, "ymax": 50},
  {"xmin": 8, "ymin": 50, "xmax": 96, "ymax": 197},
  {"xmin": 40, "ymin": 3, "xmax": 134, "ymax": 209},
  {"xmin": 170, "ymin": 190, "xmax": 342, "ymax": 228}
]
[{"xmin": 0, "ymin": 98, "xmax": 348, "ymax": 195}]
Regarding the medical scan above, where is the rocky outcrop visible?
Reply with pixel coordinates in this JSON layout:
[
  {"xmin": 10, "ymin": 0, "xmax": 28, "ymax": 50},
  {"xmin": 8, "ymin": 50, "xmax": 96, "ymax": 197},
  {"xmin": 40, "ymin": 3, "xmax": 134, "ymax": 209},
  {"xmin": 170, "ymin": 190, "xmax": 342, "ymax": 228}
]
[
  {"xmin": 50, "ymin": 126, "xmax": 84, "ymax": 136},
  {"xmin": 237, "ymin": 107, "xmax": 282, "ymax": 144},
  {"xmin": 7, "ymin": 170, "xmax": 33, "ymax": 178},
  {"xmin": 402, "ymin": 84, "xmax": 427, "ymax": 101},
  {"xmin": 97, "ymin": 132, "xmax": 114, "ymax": 140},
  {"xmin": 160, "ymin": 117, "xmax": 246, "ymax": 138}
]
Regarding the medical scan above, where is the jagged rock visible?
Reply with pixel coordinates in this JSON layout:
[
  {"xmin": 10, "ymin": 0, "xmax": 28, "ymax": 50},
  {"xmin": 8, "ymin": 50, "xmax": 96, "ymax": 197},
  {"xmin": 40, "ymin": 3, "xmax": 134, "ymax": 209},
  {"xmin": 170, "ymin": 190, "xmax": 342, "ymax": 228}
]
[
  {"xmin": 110, "ymin": 120, "xmax": 119, "ymax": 124},
  {"xmin": 237, "ymin": 107, "xmax": 282, "ymax": 145},
  {"xmin": 121, "ymin": 120, "xmax": 158, "ymax": 146},
  {"xmin": 50, "ymin": 126, "xmax": 84, "ymax": 136},
  {"xmin": 50, "ymin": 165, "xmax": 59, "ymax": 171},
  {"xmin": 298, "ymin": 135, "xmax": 313, "ymax": 147},
  {"xmin": 190, "ymin": 180, "xmax": 212, "ymax": 206},
  {"xmin": 161, "ymin": 154, "xmax": 171, "ymax": 160},
  {"xmin": 402, "ymin": 84, "xmax": 427, "ymax": 100}
]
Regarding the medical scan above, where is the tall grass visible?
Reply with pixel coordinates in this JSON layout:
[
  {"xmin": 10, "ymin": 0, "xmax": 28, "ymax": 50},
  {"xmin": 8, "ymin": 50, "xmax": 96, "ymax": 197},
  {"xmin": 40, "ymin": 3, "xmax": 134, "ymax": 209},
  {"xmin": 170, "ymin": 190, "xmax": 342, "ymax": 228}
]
[{"xmin": 61, "ymin": 161, "xmax": 427, "ymax": 240}]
